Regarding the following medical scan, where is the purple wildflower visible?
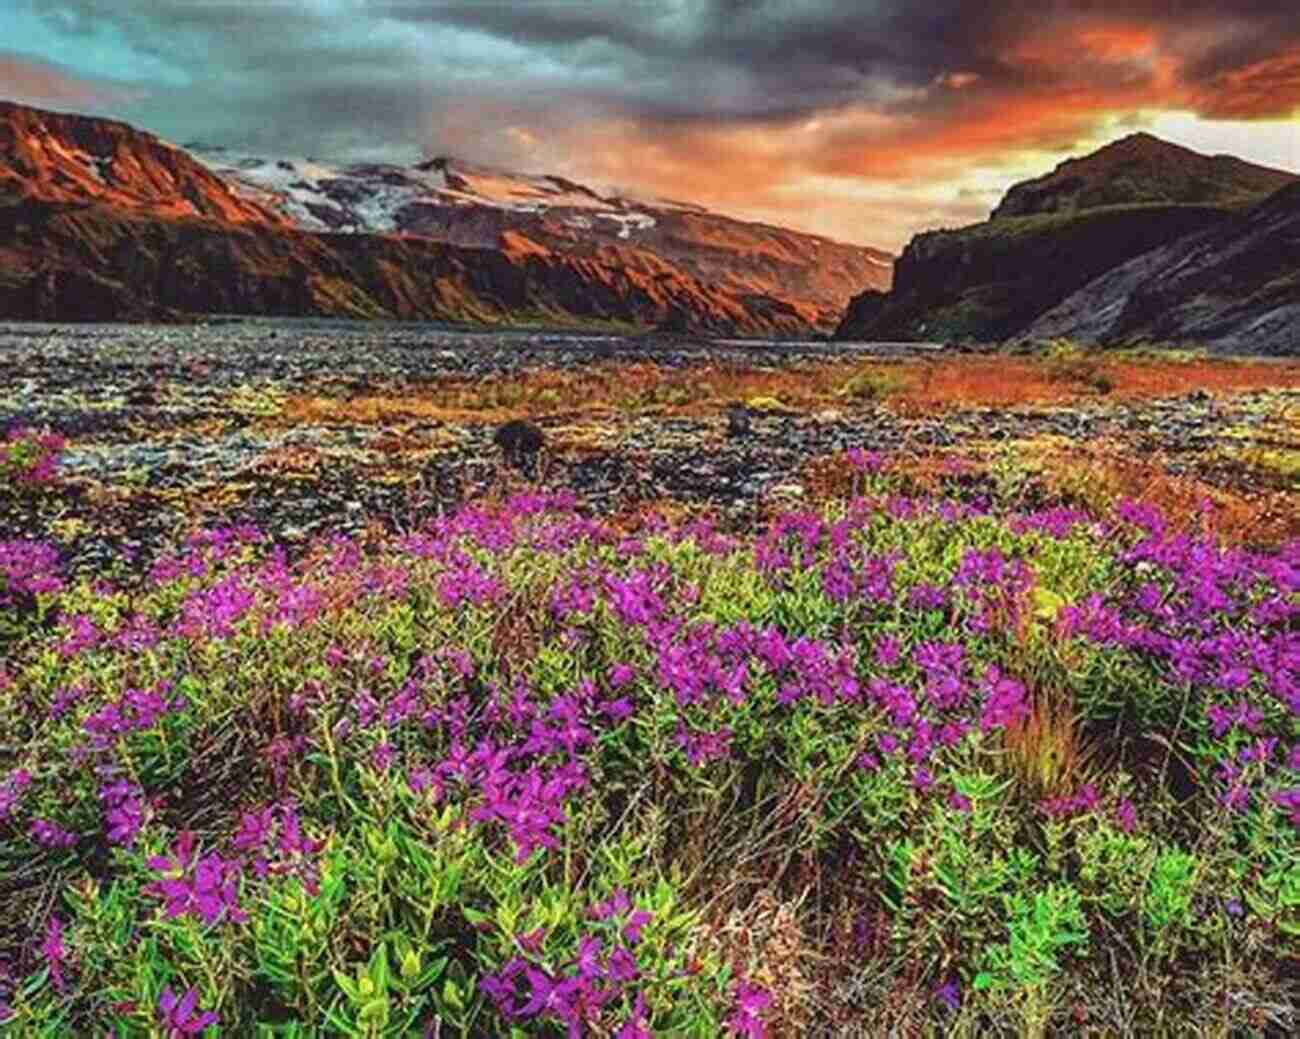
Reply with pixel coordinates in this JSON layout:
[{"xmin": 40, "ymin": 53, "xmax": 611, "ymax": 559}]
[
  {"xmin": 30, "ymin": 818, "xmax": 77, "ymax": 849},
  {"xmin": 145, "ymin": 832, "xmax": 248, "ymax": 926},
  {"xmin": 934, "ymin": 976, "xmax": 962, "ymax": 1012},
  {"xmin": 622, "ymin": 910, "xmax": 652, "ymax": 945},
  {"xmin": 40, "ymin": 916, "xmax": 68, "ymax": 991},
  {"xmin": 875, "ymin": 635, "xmax": 902, "ymax": 668},
  {"xmin": 0, "ymin": 769, "xmax": 32, "ymax": 821},
  {"xmin": 157, "ymin": 987, "xmax": 219, "ymax": 1036},
  {"xmin": 99, "ymin": 778, "xmax": 147, "ymax": 846},
  {"xmin": 727, "ymin": 979, "xmax": 772, "ymax": 1038}
]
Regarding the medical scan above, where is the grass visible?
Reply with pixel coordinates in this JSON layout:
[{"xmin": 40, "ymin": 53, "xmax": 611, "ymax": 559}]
[{"xmin": 1, "ymin": 364, "xmax": 1299, "ymax": 1037}]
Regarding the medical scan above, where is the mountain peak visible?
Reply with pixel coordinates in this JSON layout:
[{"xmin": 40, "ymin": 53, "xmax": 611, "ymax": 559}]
[
  {"xmin": 992, "ymin": 131, "xmax": 1297, "ymax": 220},
  {"xmin": 0, "ymin": 99, "xmax": 287, "ymax": 226}
]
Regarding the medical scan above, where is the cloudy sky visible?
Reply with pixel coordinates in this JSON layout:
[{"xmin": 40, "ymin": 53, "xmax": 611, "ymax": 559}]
[{"xmin": 4, "ymin": 1, "xmax": 1300, "ymax": 250}]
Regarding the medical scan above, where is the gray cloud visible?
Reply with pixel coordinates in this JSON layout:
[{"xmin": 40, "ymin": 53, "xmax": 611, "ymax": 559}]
[
  {"xmin": 12, "ymin": 1, "xmax": 1300, "ymax": 151},
  {"xmin": 5, "ymin": 2, "xmax": 1298, "ymax": 248}
]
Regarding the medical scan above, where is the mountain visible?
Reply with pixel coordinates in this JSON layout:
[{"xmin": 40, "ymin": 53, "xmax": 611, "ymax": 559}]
[
  {"xmin": 992, "ymin": 132, "xmax": 1298, "ymax": 218},
  {"xmin": 1020, "ymin": 181, "xmax": 1300, "ymax": 353},
  {"xmin": 0, "ymin": 100, "xmax": 890, "ymax": 333},
  {"xmin": 834, "ymin": 132, "xmax": 1299, "ymax": 350},
  {"xmin": 188, "ymin": 147, "xmax": 891, "ymax": 330},
  {"xmin": 0, "ymin": 101, "xmax": 286, "ymax": 227}
]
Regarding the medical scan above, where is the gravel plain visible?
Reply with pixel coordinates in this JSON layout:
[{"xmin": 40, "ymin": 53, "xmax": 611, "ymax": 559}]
[{"xmin": 3, "ymin": 318, "xmax": 1297, "ymax": 578}]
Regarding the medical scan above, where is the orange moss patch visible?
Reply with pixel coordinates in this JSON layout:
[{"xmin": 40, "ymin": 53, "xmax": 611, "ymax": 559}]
[
  {"xmin": 1035, "ymin": 442, "xmax": 1300, "ymax": 546},
  {"xmin": 272, "ymin": 355, "xmax": 1300, "ymax": 427},
  {"xmin": 887, "ymin": 357, "xmax": 1300, "ymax": 414}
]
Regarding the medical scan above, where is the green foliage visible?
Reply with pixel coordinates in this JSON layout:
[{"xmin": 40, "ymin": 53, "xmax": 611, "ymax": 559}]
[
  {"xmin": 973, "ymin": 883, "xmax": 1090, "ymax": 992},
  {"xmin": 1038, "ymin": 340, "xmax": 1113, "ymax": 394},
  {"xmin": 4, "ymin": 467, "xmax": 1299, "ymax": 1035},
  {"xmin": 1075, "ymin": 821, "xmax": 1153, "ymax": 916},
  {"xmin": 1143, "ymin": 845, "xmax": 1199, "ymax": 936}
]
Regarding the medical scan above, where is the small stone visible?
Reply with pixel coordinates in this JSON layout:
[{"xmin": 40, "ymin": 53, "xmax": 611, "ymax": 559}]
[
  {"xmin": 726, "ymin": 403, "xmax": 752, "ymax": 438},
  {"xmin": 494, "ymin": 419, "xmax": 545, "ymax": 474}
]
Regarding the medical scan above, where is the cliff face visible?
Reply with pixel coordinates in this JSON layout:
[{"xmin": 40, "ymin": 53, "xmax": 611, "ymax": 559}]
[
  {"xmin": 1020, "ymin": 182, "xmax": 1300, "ymax": 355},
  {"xmin": 0, "ymin": 101, "xmax": 892, "ymax": 334},
  {"xmin": 835, "ymin": 132, "xmax": 1299, "ymax": 348},
  {"xmin": 836, "ymin": 204, "xmax": 1226, "ymax": 341}
]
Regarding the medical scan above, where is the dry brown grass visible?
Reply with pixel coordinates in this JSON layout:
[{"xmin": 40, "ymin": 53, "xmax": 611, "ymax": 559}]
[
  {"xmin": 798, "ymin": 435, "xmax": 1300, "ymax": 548},
  {"xmin": 888, "ymin": 356, "xmax": 1300, "ymax": 414},
  {"xmin": 999, "ymin": 687, "xmax": 1101, "ymax": 799},
  {"xmin": 801, "ymin": 446, "xmax": 984, "ymax": 502},
  {"xmin": 272, "ymin": 355, "xmax": 1300, "ymax": 429},
  {"xmin": 699, "ymin": 888, "xmax": 820, "ymax": 1036},
  {"xmin": 1031, "ymin": 441, "xmax": 1300, "ymax": 545}
]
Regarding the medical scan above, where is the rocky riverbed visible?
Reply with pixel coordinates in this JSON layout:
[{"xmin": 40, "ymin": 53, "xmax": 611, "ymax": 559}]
[{"xmin": 3, "ymin": 319, "xmax": 1297, "ymax": 578}]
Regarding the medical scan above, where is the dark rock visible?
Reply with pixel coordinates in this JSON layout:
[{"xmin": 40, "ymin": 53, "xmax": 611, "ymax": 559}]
[
  {"xmin": 494, "ymin": 419, "xmax": 545, "ymax": 474},
  {"xmin": 726, "ymin": 403, "xmax": 752, "ymax": 439}
]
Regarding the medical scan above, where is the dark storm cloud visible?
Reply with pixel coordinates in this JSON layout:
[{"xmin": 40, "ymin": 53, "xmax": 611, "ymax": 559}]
[
  {"xmin": 4, "ymin": 2, "xmax": 1298, "ymax": 248},
  {"xmin": 11, "ymin": 1, "xmax": 1300, "ymax": 145}
]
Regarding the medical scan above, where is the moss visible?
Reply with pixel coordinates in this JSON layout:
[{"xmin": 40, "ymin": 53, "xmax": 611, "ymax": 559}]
[
  {"xmin": 835, "ymin": 369, "xmax": 910, "ymax": 402},
  {"xmin": 744, "ymin": 394, "xmax": 790, "ymax": 412}
]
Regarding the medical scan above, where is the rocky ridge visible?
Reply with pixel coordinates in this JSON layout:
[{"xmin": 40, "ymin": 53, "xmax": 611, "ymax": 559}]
[
  {"xmin": 1021, "ymin": 181, "xmax": 1300, "ymax": 353},
  {"xmin": 992, "ymin": 132, "xmax": 1296, "ymax": 219},
  {"xmin": 834, "ymin": 133, "xmax": 1300, "ymax": 352}
]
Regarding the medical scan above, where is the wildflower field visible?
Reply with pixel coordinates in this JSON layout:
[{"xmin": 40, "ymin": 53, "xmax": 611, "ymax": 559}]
[{"xmin": 2, "ymin": 341, "xmax": 1299, "ymax": 1037}]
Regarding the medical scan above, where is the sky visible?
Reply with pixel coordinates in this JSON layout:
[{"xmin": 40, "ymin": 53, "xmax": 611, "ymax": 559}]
[{"xmin": 3, "ymin": 1, "xmax": 1300, "ymax": 251}]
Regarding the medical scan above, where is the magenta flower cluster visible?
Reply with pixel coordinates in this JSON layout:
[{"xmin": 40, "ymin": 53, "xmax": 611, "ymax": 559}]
[
  {"xmin": 145, "ymin": 830, "xmax": 249, "ymax": 926},
  {"xmin": 0, "ymin": 539, "xmax": 63, "ymax": 607},
  {"xmin": 157, "ymin": 985, "xmax": 219, "ymax": 1036},
  {"xmin": 2, "ymin": 426, "xmax": 64, "ymax": 486}
]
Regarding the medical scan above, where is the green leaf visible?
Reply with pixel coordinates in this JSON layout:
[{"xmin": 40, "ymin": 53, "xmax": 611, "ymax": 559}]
[
  {"xmin": 358, "ymin": 998, "xmax": 390, "ymax": 1025},
  {"xmin": 19, "ymin": 966, "xmax": 50, "ymax": 998},
  {"xmin": 322, "ymin": 1005, "xmax": 364, "ymax": 1037},
  {"xmin": 442, "ymin": 978, "xmax": 465, "ymax": 1012},
  {"xmin": 1032, "ymin": 587, "xmax": 1066, "ymax": 621},
  {"xmin": 368, "ymin": 944, "xmax": 390, "ymax": 992},
  {"xmin": 332, "ymin": 969, "xmax": 359, "ymax": 1003}
]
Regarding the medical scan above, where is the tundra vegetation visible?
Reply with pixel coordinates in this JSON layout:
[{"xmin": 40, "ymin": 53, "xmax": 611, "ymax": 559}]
[{"xmin": 0, "ymin": 346, "xmax": 1298, "ymax": 1038}]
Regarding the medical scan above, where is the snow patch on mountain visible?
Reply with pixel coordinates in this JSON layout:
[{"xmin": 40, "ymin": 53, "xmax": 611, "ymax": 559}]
[{"xmin": 186, "ymin": 146, "xmax": 660, "ymax": 240}]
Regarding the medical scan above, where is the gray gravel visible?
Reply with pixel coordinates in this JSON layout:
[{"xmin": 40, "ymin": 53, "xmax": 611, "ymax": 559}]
[{"xmin": 2, "ymin": 320, "xmax": 1296, "ymax": 577}]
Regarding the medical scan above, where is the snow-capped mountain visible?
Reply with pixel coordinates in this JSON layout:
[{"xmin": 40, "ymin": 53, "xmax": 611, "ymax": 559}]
[
  {"xmin": 0, "ymin": 100, "xmax": 891, "ymax": 333},
  {"xmin": 188, "ymin": 147, "xmax": 660, "ymax": 239},
  {"xmin": 187, "ymin": 146, "xmax": 893, "ymax": 330}
]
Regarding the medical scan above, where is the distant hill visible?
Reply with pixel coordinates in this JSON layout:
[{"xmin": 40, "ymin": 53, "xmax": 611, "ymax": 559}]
[
  {"xmin": 0, "ymin": 100, "xmax": 890, "ymax": 333},
  {"xmin": 992, "ymin": 132, "xmax": 1298, "ymax": 218},
  {"xmin": 834, "ymin": 132, "xmax": 1299, "ymax": 353}
]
